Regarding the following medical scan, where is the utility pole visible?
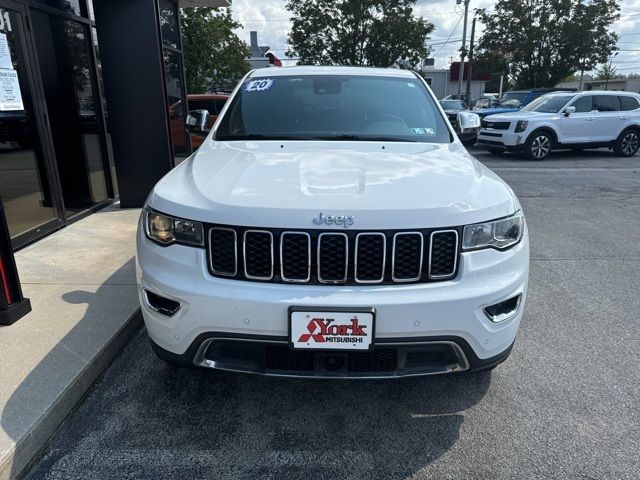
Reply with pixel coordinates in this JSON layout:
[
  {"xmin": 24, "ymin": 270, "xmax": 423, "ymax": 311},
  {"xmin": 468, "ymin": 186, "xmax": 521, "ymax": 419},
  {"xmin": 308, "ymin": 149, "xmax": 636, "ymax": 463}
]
[
  {"xmin": 457, "ymin": 0, "xmax": 470, "ymax": 99},
  {"xmin": 465, "ymin": 16, "xmax": 476, "ymax": 106}
]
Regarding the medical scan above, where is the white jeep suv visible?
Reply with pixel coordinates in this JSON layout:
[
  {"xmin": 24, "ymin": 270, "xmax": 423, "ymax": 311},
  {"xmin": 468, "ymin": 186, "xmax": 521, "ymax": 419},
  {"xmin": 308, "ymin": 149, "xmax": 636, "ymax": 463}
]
[
  {"xmin": 136, "ymin": 66, "xmax": 529, "ymax": 378},
  {"xmin": 477, "ymin": 91, "xmax": 640, "ymax": 160}
]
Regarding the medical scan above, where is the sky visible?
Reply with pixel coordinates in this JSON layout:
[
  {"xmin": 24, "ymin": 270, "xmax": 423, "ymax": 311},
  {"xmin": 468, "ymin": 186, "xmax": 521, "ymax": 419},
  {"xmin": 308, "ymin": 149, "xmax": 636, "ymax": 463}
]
[{"xmin": 230, "ymin": 0, "xmax": 640, "ymax": 76}]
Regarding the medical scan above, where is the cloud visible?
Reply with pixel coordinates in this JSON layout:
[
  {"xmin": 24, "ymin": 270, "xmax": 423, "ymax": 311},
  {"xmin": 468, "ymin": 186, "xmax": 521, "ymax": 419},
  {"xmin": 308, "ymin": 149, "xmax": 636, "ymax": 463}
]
[{"xmin": 232, "ymin": 0, "xmax": 640, "ymax": 75}]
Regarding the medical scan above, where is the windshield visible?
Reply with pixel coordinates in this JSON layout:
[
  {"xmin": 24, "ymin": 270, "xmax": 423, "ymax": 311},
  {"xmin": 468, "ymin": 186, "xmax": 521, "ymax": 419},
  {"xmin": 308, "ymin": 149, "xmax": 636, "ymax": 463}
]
[
  {"xmin": 216, "ymin": 74, "xmax": 451, "ymax": 143},
  {"xmin": 499, "ymin": 92, "xmax": 528, "ymax": 108},
  {"xmin": 521, "ymin": 94, "xmax": 575, "ymax": 113},
  {"xmin": 440, "ymin": 100, "xmax": 465, "ymax": 110}
]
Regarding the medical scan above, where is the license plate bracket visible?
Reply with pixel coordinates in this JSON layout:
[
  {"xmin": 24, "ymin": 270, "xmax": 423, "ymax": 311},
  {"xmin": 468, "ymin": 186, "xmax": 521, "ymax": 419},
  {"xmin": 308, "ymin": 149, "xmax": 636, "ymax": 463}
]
[{"xmin": 288, "ymin": 306, "xmax": 376, "ymax": 351}]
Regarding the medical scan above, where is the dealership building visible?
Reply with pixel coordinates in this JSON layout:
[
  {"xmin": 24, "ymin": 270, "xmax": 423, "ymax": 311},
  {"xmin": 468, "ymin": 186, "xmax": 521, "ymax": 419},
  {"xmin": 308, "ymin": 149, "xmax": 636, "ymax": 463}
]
[{"xmin": 0, "ymin": 0, "xmax": 228, "ymax": 252}]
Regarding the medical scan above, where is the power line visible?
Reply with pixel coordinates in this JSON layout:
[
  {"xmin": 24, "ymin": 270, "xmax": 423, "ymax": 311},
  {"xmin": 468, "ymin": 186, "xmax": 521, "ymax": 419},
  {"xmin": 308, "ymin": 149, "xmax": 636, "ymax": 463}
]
[{"xmin": 433, "ymin": 14, "xmax": 463, "ymax": 58}]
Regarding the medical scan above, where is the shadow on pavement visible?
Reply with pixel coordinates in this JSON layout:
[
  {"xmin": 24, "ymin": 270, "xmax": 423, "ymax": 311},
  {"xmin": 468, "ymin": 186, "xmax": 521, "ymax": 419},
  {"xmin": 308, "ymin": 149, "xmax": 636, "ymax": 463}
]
[
  {"xmin": 25, "ymin": 328, "xmax": 491, "ymax": 480},
  {"xmin": 1, "ymin": 258, "xmax": 138, "ymax": 480}
]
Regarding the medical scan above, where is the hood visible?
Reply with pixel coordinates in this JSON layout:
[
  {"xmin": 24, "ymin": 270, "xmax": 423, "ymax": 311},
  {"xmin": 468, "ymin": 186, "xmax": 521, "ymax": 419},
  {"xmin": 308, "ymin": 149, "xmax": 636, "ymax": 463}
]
[
  {"xmin": 473, "ymin": 106, "xmax": 519, "ymax": 118},
  {"xmin": 149, "ymin": 140, "xmax": 519, "ymax": 230},
  {"xmin": 483, "ymin": 111, "xmax": 554, "ymax": 122}
]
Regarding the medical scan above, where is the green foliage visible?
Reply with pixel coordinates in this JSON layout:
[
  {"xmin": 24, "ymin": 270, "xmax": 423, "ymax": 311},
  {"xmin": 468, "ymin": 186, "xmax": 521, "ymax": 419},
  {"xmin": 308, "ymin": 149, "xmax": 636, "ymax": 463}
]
[
  {"xmin": 180, "ymin": 8, "xmax": 250, "ymax": 93},
  {"xmin": 476, "ymin": 0, "xmax": 620, "ymax": 88},
  {"xmin": 594, "ymin": 62, "xmax": 618, "ymax": 81},
  {"xmin": 285, "ymin": 0, "xmax": 434, "ymax": 67}
]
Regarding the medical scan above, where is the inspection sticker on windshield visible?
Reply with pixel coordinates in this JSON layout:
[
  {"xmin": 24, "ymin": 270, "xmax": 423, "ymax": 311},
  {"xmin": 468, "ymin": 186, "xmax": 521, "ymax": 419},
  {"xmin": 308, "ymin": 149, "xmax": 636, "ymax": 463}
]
[
  {"xmin": 411, "ymin": 127, "xmax": 435, "ymax": 135},
  {"xmin": 243, "ymin": 78, "xmax": 274, "ymax": 92}
]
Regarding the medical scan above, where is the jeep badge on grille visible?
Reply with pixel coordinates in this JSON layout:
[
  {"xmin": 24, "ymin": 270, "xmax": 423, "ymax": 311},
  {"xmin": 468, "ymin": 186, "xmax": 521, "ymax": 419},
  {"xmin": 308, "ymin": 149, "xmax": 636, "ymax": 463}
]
[{"xmin": 313, "ymin": 212, "xmax": 354, "ymax": 228}]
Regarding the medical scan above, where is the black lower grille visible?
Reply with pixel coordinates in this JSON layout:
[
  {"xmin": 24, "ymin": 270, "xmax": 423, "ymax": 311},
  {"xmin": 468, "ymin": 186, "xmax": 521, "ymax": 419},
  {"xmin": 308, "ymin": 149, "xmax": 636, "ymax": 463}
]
[
  {"xmin": 206, "ymin": 225, "xmax": 460, "ymax": 285},
  {"xmin": 202, "ymin": 340, "xmax": 466, "ymax": 376}
]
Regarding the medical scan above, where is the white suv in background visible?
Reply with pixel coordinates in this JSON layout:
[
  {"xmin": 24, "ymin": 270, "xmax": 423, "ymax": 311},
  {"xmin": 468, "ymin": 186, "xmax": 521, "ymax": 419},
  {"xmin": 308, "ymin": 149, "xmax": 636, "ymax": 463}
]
[
  {"xmin": 477, "ymin": 91, "xmax": 640, "ymax": 160},
  {"xmin": 137, "ymin": 66, "xmax": 529, "ymax": 378}
]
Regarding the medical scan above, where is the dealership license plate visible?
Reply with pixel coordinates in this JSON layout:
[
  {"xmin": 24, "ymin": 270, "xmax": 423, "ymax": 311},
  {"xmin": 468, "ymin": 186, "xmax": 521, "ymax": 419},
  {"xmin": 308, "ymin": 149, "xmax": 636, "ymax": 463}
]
[{"xmin": 289, "ymin": 308, "xmax": 375, "ymax": 351}]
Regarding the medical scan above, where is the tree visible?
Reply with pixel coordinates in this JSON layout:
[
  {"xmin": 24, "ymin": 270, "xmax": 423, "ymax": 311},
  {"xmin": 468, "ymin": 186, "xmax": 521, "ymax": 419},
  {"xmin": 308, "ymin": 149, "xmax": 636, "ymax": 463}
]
[
  {"xmin": 476, "ymin": 0, "xmax": 620, "ymax": 88},
  {"xmin": 595, "ymin": 62, "xmax": 618, "ymax": 81},
  {"xmin": 285, "ymin": 0, "xmax": 434, "ymax": 67},
  {"xmin": 180, "ymin": 8, "xmax": 250, "ymax": 93}
]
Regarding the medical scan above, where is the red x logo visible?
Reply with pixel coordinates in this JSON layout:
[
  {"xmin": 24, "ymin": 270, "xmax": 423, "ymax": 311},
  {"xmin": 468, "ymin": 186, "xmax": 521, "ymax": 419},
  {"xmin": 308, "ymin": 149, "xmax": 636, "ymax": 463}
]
[{"xmin": 298, "ymin": 318, "xmax": 327, "ymax": 343}]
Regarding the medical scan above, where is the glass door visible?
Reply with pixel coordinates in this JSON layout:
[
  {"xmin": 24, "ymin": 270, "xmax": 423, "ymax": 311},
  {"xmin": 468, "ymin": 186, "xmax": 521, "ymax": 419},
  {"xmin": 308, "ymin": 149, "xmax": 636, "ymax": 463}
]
[
  {"xmin": 0, "ymin": 1, "xmax": 62, "ymax": 246},
  {"xmin": 31, "ymin": 8, "xmax": 110, "ymax": 219}
]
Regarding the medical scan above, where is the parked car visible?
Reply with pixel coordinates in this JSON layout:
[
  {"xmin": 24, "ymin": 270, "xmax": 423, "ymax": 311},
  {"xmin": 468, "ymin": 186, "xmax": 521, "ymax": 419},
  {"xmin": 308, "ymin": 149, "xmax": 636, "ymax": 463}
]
[
  {"xmin": 169, "ymin": 93, "xmax": 229, "ymax": 150},
  {"xmin": 473, "ymin": 88, "xmax": 575, "ymax": 118},
  {"xmin": 477, "ymin": 91, "xmax": 640, "ymax": 160},
  {"xmin": 473, "ymin": 94, "xmax": 499, "ymax": 109},
  {"xmin": 138, "ymin": 66, "xmax": 529, "ymax": 378},
  {"xmin": 439, "ymin": 99, "xmax": 479, "ymax": 145}
]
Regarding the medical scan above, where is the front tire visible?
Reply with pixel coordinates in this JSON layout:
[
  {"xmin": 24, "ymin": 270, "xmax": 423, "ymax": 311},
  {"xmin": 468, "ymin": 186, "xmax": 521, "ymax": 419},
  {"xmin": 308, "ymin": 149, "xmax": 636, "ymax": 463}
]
[
  {"xmin": 524, "ymin": 131, "xmax": 553, "ymax": 160},
  {"xmin": 613, "ymin": 128, "xmax": 640, "ymax": 157}
]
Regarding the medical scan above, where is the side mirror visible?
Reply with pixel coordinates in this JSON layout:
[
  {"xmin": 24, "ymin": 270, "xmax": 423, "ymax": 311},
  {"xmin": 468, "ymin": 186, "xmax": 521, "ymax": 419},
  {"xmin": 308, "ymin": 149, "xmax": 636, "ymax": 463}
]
[
  {"xmin": 185, "ymin": 109, "xmax": 210, "ymax": 137},
  {"xmin": 457, "ymin": 111, "xmax": 481, "ymax": 131},
  {"xmin": 564, "ymin": 106, "xmax": 576, "ymax": 117}
]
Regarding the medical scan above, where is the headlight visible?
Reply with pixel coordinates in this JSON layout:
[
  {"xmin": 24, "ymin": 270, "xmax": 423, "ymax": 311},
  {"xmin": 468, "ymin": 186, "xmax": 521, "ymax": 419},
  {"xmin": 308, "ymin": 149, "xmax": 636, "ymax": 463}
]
[
  {"xmin": 462, "ymin": 211, "xmax": 524, "ymax": 251},
  {"xmin": 514, "ymin": 120, "xmax": 528, "ymax": 133},
  {"xmin": 144, "ymin": 209, "xmax": 204, "ymax": 247}
]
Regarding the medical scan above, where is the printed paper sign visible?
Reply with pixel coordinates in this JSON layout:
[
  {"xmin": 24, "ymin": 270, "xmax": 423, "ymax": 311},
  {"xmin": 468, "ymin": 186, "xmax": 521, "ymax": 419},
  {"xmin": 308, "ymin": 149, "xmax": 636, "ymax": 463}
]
[
  {"xmin": 0, "ymin": 69, "xmax": 24, "ymax": 111},
  {"xmin": 0, "ymin": 33, "xmax": 11, "ymax": 70}
]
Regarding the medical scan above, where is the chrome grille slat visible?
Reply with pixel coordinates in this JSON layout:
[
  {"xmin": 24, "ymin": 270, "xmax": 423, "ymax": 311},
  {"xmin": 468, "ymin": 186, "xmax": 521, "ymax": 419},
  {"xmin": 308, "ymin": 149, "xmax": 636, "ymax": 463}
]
[
  {"xmin": 354, "ymin": 233, "xmax": 386, "ymax": 284},
  {"xmin": 208, "ymin": 227, "xmax": 237, "ymax": 276},
  {"xmin": 206, "ymin": 226, "xmax": 459, "ymax": 285},
  {"xmin": 280, "ymin": 232, "xmax": 311, "ymax": 282},
  {"xmin": 428, "ymin": 230, "xmax": 459, "ymax": 279},
  {"xmin": 243, "ymin": 230, "xmax": 274, "ymax": 280},
  {"xmin": 317, "ymin": 232, "xmax": 348, "ymax": 284},
  {"xmin": 391, "ymin": 232, "xmax": 424, "ymax": 282}
]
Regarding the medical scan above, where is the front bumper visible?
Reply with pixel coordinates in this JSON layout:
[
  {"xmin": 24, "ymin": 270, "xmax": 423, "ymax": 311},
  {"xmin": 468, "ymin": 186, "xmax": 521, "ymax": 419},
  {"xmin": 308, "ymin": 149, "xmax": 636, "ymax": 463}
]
[
  {"xmin": 136, "ymin": 226, "xmax": 529, "ymax": 374},
  {"xmin": 477, "ymin": 130, "xmax": 525, "ymax": 150}
]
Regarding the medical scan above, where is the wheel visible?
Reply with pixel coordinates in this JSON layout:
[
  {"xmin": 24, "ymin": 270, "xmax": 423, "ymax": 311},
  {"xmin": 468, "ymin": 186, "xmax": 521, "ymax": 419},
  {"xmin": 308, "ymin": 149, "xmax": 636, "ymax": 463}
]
[
  {"xmin": 613, "ymin": 129, "xmax": 640, "ymax": 157},
  {"xmin": 524, "ymin": 131, "xmax": 553, "ymax": 160},
  {"xmin": 487, "ymin": 148, "xmax": 503, "ymax": 155}
]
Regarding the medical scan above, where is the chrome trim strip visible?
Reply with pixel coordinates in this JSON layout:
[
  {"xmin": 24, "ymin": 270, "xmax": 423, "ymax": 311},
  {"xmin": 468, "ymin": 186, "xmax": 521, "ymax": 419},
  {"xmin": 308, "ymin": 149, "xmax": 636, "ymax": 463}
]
[
  {"xmin": 483, "ymin": 293, "xmax": 522, "ymax": 323},
  {"xmin": 317, "ymin": 232, "xmax": 349, "ymax": 284},
  {"xmin": 354, "ymin": 232, "xmax": 386, "ymax": 284},
  {"xmin": 428, "ymin": 230, "xmax": 459, "ymax": 280},
  {"xmin": 391, "ymin": 232, "xmax": 424, "ymax": 282},
  {"xmin": 243, "ymin": 229, "xmax": 274, "ymax": 280},
  {"xmin": 193, "ymin": 338, "xmax": 469, "ymax": 377},
  {"xmin": 280, "ymin": 231, "xmax": 311, "ymax": 283},
  {"xmin": 208, "ymin": 227, "xmax": 237, "ymax": 276},
  {"xmin": 142, "ymin": 289, "xmax": 181, "ymax": 317}
]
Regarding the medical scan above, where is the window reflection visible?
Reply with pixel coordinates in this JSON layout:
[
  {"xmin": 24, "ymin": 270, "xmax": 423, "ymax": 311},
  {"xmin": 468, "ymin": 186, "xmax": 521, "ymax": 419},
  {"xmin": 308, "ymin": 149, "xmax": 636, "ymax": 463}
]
[
  {"xmin": 0, "ymin": 9, "xmax": 58, "ymax": 240},
  {"xmin": 32, "ymin": 11, "xmax": 109, "ymax": 218},
  {"xmin": 31, "ymin": 0, "xmax": 86, "ymax": 17},
  {"xmin": 159, "ymin": 0, "xmax": 180, "ymax": 49}
]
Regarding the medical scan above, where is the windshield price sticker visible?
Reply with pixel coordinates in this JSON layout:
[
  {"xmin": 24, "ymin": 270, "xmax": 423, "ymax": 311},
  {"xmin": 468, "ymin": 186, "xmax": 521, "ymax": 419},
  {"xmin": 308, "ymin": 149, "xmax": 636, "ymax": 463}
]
[
  {"xmin": 290, "ymin": 310, "xmax": 374, "ymax": 350},
  {"xmin": 243, "ymin": 78, "xmax": 274, "ymax": 92}
]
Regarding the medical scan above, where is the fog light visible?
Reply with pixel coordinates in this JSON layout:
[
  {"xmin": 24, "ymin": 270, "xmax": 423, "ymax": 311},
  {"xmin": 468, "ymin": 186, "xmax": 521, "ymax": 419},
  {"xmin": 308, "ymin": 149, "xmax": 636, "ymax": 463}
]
[
  {"xmin": 484, "ymin": 294, "xmax": 521, "ymax": 323},
  {"xmin": 143, "ymin": 289, "xmax": 181, "ymax": 317}
]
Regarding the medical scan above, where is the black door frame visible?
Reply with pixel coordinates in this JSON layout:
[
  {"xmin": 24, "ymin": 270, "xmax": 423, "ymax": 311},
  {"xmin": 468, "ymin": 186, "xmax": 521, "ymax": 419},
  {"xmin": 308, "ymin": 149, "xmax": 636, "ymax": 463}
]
[
  {"xmin": 2, "ymin": 0, "xmax": 117, "ymax": 249},
  {"xmin": 0, "ymin": 0, "xmax": 66, "ymax": 248}
]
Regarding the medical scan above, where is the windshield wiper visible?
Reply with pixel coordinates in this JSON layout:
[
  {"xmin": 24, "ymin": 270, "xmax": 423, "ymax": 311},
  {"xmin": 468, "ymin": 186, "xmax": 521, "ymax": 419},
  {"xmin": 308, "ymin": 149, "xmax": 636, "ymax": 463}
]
[
  {"xmin": 215, "ymin": 134, "xmax": 318, "ymax": 141},
  {"xmin": 312, "ymin": 134, "xmax": 418, "ymax": 142}
]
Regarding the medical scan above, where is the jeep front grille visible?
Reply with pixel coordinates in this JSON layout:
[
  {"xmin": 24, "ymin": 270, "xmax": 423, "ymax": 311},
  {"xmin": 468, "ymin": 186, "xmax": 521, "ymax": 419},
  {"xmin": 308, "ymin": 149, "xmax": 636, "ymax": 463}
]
[{"xmin": 207, "ymin": 225, "xmax": 460, "ymax": 285}]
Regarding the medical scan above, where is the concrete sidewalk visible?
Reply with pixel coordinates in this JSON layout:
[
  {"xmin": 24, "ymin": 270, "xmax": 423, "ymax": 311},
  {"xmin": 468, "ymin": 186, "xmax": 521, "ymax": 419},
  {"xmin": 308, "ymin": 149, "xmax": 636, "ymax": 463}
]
[{"xmin": 0, "ymin": 205, "xmax": 142, "ymax": 480}]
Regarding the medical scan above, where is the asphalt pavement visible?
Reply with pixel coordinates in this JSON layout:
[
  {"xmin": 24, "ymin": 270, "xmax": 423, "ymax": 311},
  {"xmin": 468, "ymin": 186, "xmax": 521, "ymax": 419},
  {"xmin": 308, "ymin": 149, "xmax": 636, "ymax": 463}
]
[{"xmin": 25, "ymin": 146, "xmax": 640, "ymax": 480}]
